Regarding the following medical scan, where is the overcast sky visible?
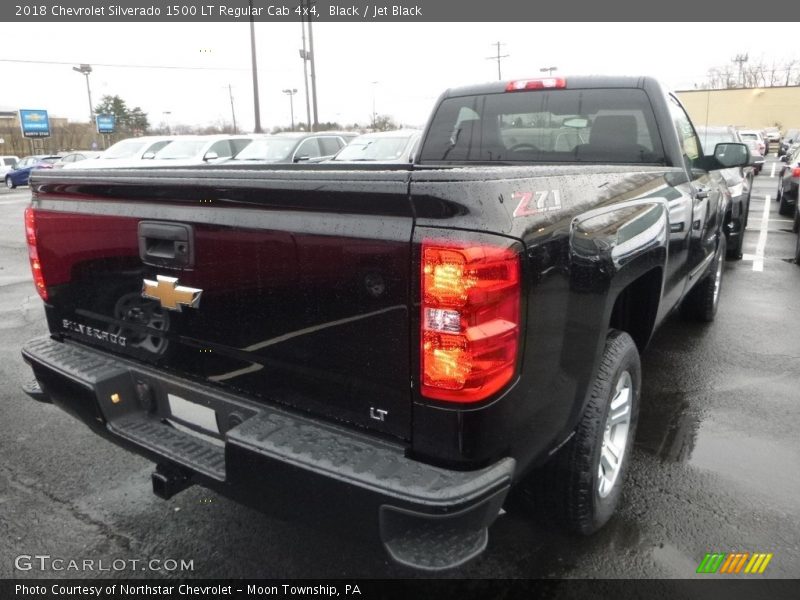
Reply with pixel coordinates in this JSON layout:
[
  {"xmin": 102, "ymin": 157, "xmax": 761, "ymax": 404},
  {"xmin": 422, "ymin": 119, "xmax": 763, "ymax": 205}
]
[{"xmin": 0, "ymin": 22, "xmax": 794, "ymax": 132}]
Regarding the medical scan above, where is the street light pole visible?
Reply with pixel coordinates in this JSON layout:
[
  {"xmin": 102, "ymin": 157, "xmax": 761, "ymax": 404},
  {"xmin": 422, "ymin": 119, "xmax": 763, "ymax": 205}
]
[
  {"xmin": 282, "ymin": 88, "xmax": 297, "ymax": 131},
  {"xmin": 72, "ymin": 64, "xmax": 94, "ymax": 123}
]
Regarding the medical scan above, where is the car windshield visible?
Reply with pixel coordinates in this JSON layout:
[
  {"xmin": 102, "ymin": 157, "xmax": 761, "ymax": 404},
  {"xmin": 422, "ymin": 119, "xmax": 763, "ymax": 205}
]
[
  {"xmin": 697, "ymin": 130, "xmax": 736, "ymax": 154},
  {"xmin": 418, "ymin": 88, "xmax": 666, "ymax": 164},
  {"xmin": 102, "ymin": 139, "xmax": 148, "ymax": 159},
  {"xmin": 154, "ymin": 140, "xmax": 207, "ymax": 159},
  {"xmin": 232, "ymin": 138, "xmax": 297, "ymax": 161},
  {"xmin": 334, "ymin": 135, "xmax": 413, "ymax": 161},
  {"xmin": 40, "ymin": 157, "xmax": 60, "ymax": 164}
]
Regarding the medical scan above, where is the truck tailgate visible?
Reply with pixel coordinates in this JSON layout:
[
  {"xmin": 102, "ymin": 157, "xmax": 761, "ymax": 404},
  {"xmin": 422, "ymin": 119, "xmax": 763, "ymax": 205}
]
[{"xmin": 30, "ymin": 167, "xmax": 414, "ymax": 440}]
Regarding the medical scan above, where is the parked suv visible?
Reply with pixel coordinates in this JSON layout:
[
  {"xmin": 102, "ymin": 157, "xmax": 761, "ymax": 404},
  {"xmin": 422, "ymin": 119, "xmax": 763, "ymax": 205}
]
[
  {"xmin": 696, "ymin": 125, "xmax": 753, "ymax": 258},
  {"xmin": 777, "ymin": 144, "xmax": 800, "ymax": 217}
]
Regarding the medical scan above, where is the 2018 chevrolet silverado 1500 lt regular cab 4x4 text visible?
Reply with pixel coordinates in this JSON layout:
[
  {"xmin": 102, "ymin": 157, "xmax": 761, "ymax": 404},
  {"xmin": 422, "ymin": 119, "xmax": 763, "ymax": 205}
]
[{"xmin": 21, "ymin": 76, "xmax": 749, "ymax": 571}]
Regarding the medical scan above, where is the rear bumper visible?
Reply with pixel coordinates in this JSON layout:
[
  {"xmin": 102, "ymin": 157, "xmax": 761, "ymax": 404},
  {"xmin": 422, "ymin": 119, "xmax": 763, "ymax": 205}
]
[{"xmin": 21, "ymin": 336, "xmax": 514, "ymax": 571}]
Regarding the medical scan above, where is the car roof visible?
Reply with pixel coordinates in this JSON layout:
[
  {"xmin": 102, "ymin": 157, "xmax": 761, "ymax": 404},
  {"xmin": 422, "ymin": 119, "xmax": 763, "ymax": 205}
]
[{"xmin": 353, "ymin": 129, "xmax": 422, "ymax": 139}]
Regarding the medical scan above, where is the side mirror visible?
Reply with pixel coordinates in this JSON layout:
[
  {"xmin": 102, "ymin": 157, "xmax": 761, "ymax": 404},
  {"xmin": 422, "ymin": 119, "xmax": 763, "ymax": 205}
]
[
  {"xmin": 713, "ymin": 142, "xmax": 749, "ymax": 168},
  {"xmin": 780, "ymin": 155, "xmax": 789, "ymax": 163},
  {"xmin": 142, "ymin": 152, "xmax": 156, "ymax": 159},
  {"xmin": 203, "ymin": 151, "xmax": 219, "ymax": 162}
]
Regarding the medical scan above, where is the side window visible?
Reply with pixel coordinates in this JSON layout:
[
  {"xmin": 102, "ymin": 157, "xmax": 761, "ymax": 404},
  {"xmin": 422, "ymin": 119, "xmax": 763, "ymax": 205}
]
[
  {"xmin": 295, "ymin": 138, "xmax": 321, "ymax": 159},
  {"xmin": 319, "ymin": 137, "xmax": 344, "ymax": 156},
  {"xmin": 147, "ymin": 141, "xmax": 171, "ymax": 155},
  {"xmin": 208, "ymin": 140, "xmax": 233, "ymax": 158},
  {"xmin": 231, "ymin": 139, "xmax": 252, "ymax": 154},
  {"xmin": 667, "ymin": 96, "xmax": 701, "ymax": 169}
]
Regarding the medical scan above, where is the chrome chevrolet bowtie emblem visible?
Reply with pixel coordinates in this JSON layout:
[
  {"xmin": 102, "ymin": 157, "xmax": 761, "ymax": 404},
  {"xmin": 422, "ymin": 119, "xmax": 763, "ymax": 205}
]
[{"xmin": 142, "ymin": 275, "xmax": 202, "ymax": 311}]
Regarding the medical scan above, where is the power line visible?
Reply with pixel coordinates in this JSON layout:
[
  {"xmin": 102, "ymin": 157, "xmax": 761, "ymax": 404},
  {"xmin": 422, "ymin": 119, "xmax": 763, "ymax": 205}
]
[{"xmin": 0, "ymin": 57, "xmax": 250, "ymax": 72}]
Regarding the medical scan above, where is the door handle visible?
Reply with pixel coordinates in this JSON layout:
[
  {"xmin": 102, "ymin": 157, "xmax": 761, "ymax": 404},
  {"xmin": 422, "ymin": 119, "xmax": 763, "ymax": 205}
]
[
  {"xmin": 695, "ymin": 188, "xmax": 709, "ymax": 200},
  {"xmin": 138, "ymin": 221, "xmax": 194, "ymax": 269}
]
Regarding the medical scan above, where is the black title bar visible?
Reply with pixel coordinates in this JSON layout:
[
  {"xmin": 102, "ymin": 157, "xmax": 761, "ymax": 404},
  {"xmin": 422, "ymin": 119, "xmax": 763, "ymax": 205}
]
[{"xmin": 0, "ymin": 0, "xmax": 777, "ymax": 22}]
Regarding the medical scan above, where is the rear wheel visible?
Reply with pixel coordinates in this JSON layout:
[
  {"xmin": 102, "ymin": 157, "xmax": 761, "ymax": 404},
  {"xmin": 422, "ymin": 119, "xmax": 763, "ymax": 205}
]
[
  {"xmin": 519, "ymin": 330, "xmax": 640, "ymax": 534},
  {"xmin": 726, "ymin": 209, "xmax": 744, "ymax": 260},
  {"xmin": 681, "ymin": 235, "xmax": 726, "ymax": 322},
  {"xmin": 779, "ymin": 189, "xmax": 793, "ymax": 216},
  {"xmin": 5, "ymin": 177, "xmax": 14, "ymax": 189},
  {"xmin": 795, "ymin": 230, "xmax": 800, "ymax": 265},
  {"xmin": 793, "ymin": 205, "xmax": 800, "ymax": 234}
]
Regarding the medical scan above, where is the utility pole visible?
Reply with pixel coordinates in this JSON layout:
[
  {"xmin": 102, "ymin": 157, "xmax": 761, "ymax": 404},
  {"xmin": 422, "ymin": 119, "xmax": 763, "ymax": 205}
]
[
  {"xmin": 306, "ymin": 0, "xmax": 319, "ymax": 131},
  {"xmin": 299, "ymin": 4, "xmax": 312, "ymax": 131},
  {"xmin": 733, "ymin": 53, "xmax": 749, "ymax": 87},
  {"xmin": 227, "ymin": 84, "xmax": 237, "ymax": 133},
  {"xmin": 249, "ymin": 0, "xmax": 262, "ymax": 133},
  {"xmin": 370, "ymin": 81, "xmax": 379, "ymax": 129},
  {"xmin": 540, "ymin": 66, "xmax": 558, "ymax": 76},
  {"xmin": 486, "ymin": 42, "xmax": 509, "ymax": 81}
]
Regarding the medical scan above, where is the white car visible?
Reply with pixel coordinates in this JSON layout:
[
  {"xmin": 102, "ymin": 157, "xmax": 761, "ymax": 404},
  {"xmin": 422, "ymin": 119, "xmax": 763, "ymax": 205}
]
[
  {"xmin": 145, "ymin": 135, "xmax": 254, "ymax": 167},
  {"xmin": 330, "ymin": 130, "xmax": 422, "ymax": 163},
  {"xmin": 738, "ymin": 130, "xmax": 766, "ymax": 156},
  {"xmin": 1, "ymin": 155, "xmax": 20, "ymax": 176},
  {"xmin": 63, "ymin": 136, "xmax": 175, "ymax": 169}
]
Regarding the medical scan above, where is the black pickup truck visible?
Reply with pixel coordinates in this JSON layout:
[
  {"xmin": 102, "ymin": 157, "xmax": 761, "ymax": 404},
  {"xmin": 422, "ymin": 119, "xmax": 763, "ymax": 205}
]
[{"xmin": 21, "ymin": 76, "xmax": 749, "ymax": 571}]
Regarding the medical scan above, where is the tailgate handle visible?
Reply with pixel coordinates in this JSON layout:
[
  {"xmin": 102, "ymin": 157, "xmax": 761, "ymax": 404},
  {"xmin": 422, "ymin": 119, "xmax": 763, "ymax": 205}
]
[{"xmin": 138, "ymin": 222, "xmax": 194, "ymax": 269}]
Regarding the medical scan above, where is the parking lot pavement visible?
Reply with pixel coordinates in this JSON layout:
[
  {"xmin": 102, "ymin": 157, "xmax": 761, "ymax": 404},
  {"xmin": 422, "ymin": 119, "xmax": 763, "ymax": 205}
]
[{"xmin": 1, "ymin": 166, "xmax": 798, "ymax": 579}]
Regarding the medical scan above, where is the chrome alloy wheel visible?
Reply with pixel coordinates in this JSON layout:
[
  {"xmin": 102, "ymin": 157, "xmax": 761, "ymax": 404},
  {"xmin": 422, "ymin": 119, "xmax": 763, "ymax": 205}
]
[{"xmin": 598, "ymin": 370, "xmax": 632, "ymax": 498}]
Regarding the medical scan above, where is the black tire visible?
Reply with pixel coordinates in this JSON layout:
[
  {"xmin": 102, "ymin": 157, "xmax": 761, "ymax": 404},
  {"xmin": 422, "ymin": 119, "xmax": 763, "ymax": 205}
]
[
  {"xmin": 793, "ymin": 205, "xmax": 800, "ymax": 234},
  {"xmin": 795, "ymin": 231, "xmax": 800, "ymax": 265},
  {"xmin": 779, "ymin": 189, "xmax": 793, "ymax": 216},
  {"xmin": 5, "ymin": 177, "xmax": 14, "ymax": 189},
  {"xmin": 726, "ymin": 208, "xmax": 744, "ymax": 260},
  {"xmin": 743, "ymin": 190, "xmax": 751, "ymax": 230},
  {"xmin": 681, "ymin": 234, "xmax": 726, "ymax": 322},
  {"xmin": 519, "ymin": 330, "xmax": 641, "ymax": 535}
]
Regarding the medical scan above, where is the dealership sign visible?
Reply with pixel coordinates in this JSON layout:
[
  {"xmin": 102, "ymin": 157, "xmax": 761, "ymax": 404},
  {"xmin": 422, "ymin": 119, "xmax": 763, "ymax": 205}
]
[
  {"xmin": 19, "ymin": 109, "xmax": 50, "ymax": 138},
  {"xmin": 96, "ymin": 114, "xmax": 116, "ymax": 134}
]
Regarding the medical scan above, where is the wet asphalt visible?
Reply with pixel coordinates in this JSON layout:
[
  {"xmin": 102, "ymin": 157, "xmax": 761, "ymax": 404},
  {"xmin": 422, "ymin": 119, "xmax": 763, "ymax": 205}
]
[{"xmin": 0, "ymin": 159, "xmax": 798, "ymax": 579}]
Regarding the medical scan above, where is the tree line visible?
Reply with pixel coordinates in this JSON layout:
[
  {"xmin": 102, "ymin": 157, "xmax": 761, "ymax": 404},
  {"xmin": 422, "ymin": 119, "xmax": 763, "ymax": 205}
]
[{"xmin": 700, "ymin": 56, "xmax": 800, "ymax": 89}]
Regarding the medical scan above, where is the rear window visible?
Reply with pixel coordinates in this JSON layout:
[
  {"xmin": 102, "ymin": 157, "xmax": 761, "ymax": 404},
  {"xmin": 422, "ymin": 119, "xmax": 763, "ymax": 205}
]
[{"xmin": 419, "ymin": 88, "xmax": 666, "ymax": 165}]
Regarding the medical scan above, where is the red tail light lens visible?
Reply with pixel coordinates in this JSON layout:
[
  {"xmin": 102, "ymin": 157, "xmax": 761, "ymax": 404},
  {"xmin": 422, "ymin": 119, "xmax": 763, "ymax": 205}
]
[
  {"xmin": 24, "ymin": 207, "xmax": 48, "ymax": 301},
  {"xmin": 421, "ymin": 240, "xmax": 520, "ymax": 403},
  {"xmin": 506, "ymin": 78, "xmax": 566, "ymax": 92},
  {"xmin": 791, "ymin": 167, "xmax": 800, "ymax": 178}
]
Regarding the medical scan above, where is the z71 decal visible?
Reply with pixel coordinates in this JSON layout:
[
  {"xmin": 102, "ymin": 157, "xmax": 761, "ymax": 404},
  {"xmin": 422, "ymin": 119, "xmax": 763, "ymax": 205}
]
[{"xmin": 512, "ymin": 190, "xmax": 563, "ymax": 218}]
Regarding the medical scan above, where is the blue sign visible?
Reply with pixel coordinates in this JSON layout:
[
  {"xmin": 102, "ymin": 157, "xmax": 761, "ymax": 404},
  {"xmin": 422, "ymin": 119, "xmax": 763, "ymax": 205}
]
[
  {"xmin": 19, "ymin": 109, "xmax": 50, "ymax": 138},
  {"xmin": 96, "ymin": 114, "xmax": 116, "ymax": 134}
]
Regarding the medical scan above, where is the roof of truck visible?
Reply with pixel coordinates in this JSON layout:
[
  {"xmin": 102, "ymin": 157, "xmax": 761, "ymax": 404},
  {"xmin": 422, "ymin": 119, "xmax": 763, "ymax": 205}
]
[{"xmin": 441, "ymin": 76, "xmax": 658, "ymax": 98}]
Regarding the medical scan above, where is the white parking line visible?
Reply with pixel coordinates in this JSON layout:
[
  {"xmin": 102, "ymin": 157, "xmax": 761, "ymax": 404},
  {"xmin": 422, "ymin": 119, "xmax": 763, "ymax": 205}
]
[
  {"xmin": 753, "ymin": 194, "xmax": 771, "ymax": 272},
  {"xmin": 771, "ymin": 162, "xmax": 777, "ymax": 177}
]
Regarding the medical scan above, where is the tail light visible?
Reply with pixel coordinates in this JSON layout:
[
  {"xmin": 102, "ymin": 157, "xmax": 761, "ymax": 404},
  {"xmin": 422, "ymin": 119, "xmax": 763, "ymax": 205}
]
[
  {"xmin": 506, "ymin": 78, "xmax": 566, "ymax": 92},
  {"xmin": 791, "ymin": 167, "xmax": 800, "ymax": 178},
  {"xmin": 421, "ymin": 240, "xmax": 521, "ymax": 403},
  {"xmin": 24, "ymin": 207, "xmax": 48, "ymax": 301}
]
